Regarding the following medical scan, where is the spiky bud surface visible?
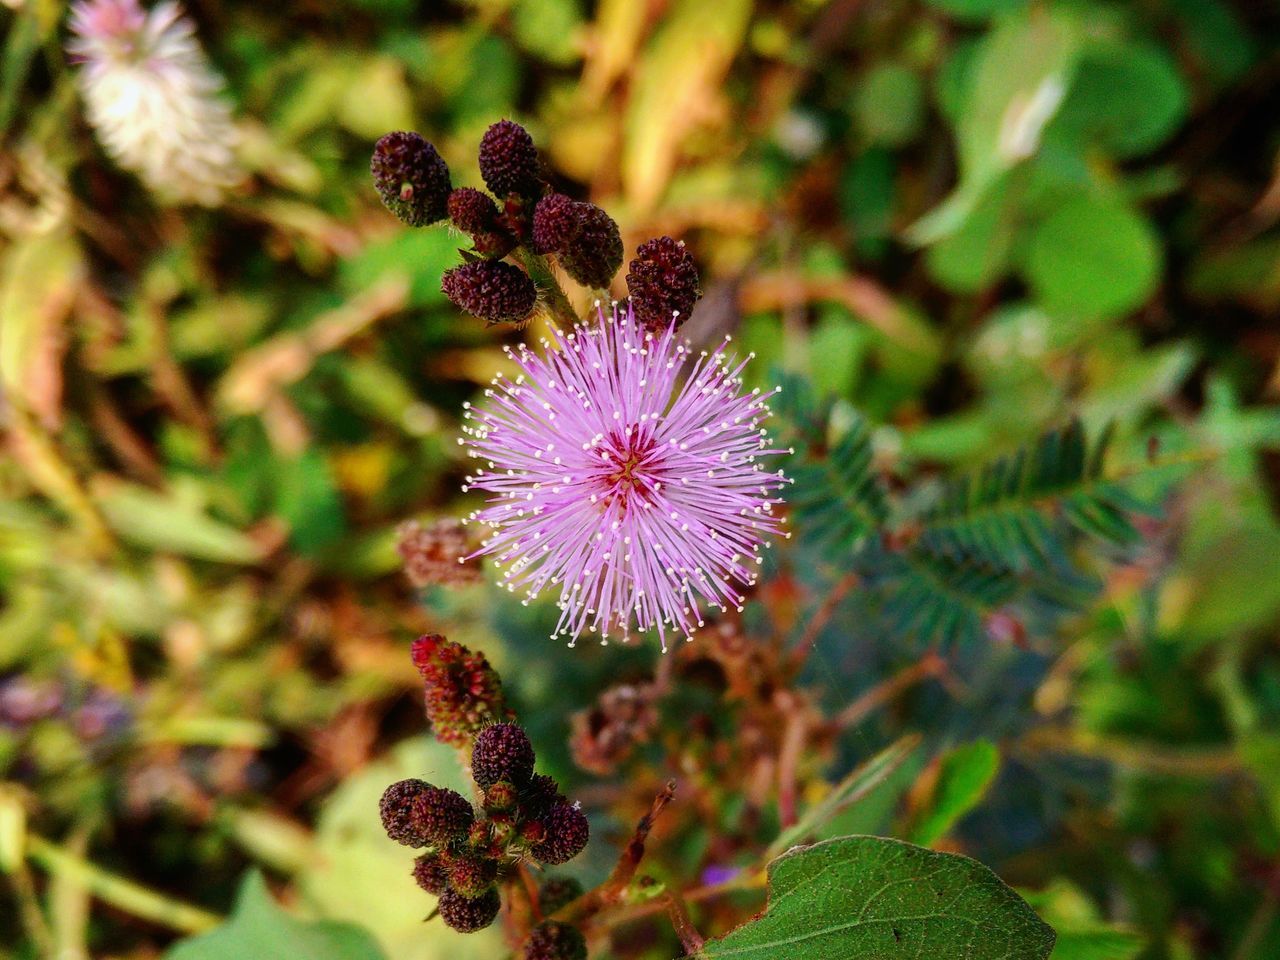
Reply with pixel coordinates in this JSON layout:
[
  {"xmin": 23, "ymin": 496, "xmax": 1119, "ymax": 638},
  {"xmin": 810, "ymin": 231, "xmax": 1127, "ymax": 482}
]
[
  {"xmin": 448, "ymin": 187, "xmax": 500, "ymax": 233},
  {"xmin": 467, "ymin": 818, "xmax": 493, "ymax": 849},
  {"xmin": 441, "ymin": 260, "xmax": 537, "ymax": 323},
  {"xmin": 412, "ymin": 786, "xmax": 474, "ymax": 845},
  {"xmin": 521, "ymin": 773, "xmax": 565, "ymax": 821},
  {"xmin": 379, "ymin": 779, "xmax": 430, "ymax": 847},
  {"xmin": 472, "ymin": 722, "xmax": 536, "ymax": 788},
  {"xmin": 448, "ymin": 854, "xmax": 499, "ymax": 898},
  {"xmin": 538, "ymin": 877, "xmax": 584, "ymax": 916},
  {"xmin": 626, "ymin": 236, "xmax": 702, "ymax": 331},
  {"xmin": 438, "ymin": 887, "xmax": 501, "ymax": 933},
  {"xmin": 559, "ymin": 203, "xmax": 622, "ymax": 289},
  {"xmin": 531, "ymin": 193, "xmax": 579, "ymax": 255},
  {"xmin": 522, "ymin": 921, "xmax": 588, "ymax": 960},
  {"xmin": 484, "ymin": 780, "xmax": 518, "ymax": 813},
  {"xmin": 532, "ymin": 802, "xmax": 589, "ymax": 866},
  {"xmin": 370, "ymin": 132, "xmax": 451, "ymax": 226},
  {"xmin": 412, "ymin": 854, "xmax": 449, "ymax": 895},
  {"xmin": 478, "ymin": 119, "xmax": 542, "ymax": 197},
  {"xmin": 410, "ymin": 634, "xmax": 510, "ymax": 746}
]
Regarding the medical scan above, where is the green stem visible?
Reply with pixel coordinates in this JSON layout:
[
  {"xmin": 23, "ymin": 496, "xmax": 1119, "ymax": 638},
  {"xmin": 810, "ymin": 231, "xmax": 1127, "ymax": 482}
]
[
  {"xmin": 512, "ymin": 248, "xmax": 580, "ymax": 328},
  {"xmin": 26, "ymin": 835, "xmax": 221, "ymax": 935}
]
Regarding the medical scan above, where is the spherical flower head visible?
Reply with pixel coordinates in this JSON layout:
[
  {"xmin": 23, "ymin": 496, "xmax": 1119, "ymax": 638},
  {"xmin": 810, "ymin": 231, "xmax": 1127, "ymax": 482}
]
[
  {"xmin": 532, "ymin": 801, "xmax": 589, "ymax": 866},
  {"xmin": 478, "ymin": 119, "xmax": 542, "ymax": 198},
  {"xmin": 448, "ymin": 854, "xmax": 499, "ymax": 898},
  {"xmin": 448, "ymin": 187, "xmax": 516, "ymax": 258},
  {"xmin": 412, "ymin": 853, "xmax": 449, "ymax": 895},
  {"xmin": 67, "ymin": 0, "xmax": 241, "ymax": 205},
  {"xmin": 438, "ymin": 887, "xmax": 501, "ymax": 933},
  {"xmin": 461, "ymin": 305, "xmax": 789, "ymax": 648},
  {"xmin": 412, "ymin": 786, "xmax": 475, "ymax": 845},
  {"xmin": 380, "ymin": 778, "xmax": 430, "ymax": 847},
  {"xmin": 410, "ymin": 633, "xmax": 511, "ymax": 746},
  {"xmin": 537, "ymin": 877, "xmax": 584, "ymax": 916},
  {"xmin": 442, "ymin": 259, "xmax": 538, "ymax": 324},
  {"xmin": 626, "ymin": 236, "xmax": 702, "ymax": 331},
  {"xmin": 371, "ymin": 131, "xmax": 451, "ymax": 227},
  {"xmin": 559, "ymin": 203, "xmax": 623, "ymax": 289},
  {"xmin": 531, "ymin": 193, "xmax": 578, "ymax": 255},
  {"xmin": 471, "ymin": 722, "xmax": 535, "ymax": 788},
  {"xmin": 448, "ymin": 187, "xmax": 500, "ymax": 234},
  {"xmin": 521, "ymin": 773, "xmax": 565, "ymax": 821},
  {"xmin": 522, "ymin": 921, "xmax": 588, "ymax": 960}
]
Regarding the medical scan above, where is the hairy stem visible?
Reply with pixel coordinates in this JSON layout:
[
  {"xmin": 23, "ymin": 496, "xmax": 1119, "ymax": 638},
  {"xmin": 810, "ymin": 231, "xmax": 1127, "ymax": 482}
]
[{"xmin": 513, "ymin": 248, "xmax": 580, "ymax": 327}]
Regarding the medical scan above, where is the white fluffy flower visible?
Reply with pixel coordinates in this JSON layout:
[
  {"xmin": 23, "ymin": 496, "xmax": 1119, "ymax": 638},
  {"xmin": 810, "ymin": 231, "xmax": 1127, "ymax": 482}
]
[{"xmin": 68, "ymin": 0, "xmax": 241, "ymax": 205}]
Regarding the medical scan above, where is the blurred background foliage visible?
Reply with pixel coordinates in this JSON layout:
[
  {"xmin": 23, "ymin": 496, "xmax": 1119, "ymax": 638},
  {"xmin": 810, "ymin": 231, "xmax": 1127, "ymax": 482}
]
[{"xmin": 1, "ymin": 0, "xmax": 1280, "ymax": 957}]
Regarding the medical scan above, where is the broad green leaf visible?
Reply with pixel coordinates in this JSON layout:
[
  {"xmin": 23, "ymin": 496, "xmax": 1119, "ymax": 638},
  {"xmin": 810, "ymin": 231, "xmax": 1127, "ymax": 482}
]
[
  {"xmin": 925, "ymin": 178, "xmax": 1017, "ymax": 292},
  {"xmin": 700, "ymin": 836, "xmax": 1056, "ymax": 959},
  {"xmin": 1024, "ymin": 196, "xmax": 1160, "ymax": 319},
  {"xmin": 94, "ymin": 481, "xmax": 265, "ymax": 565},
  {"xmin": 1046, "ymin": 43, "xmax": 1188, "ymax": 158},
  {"xmin": 909, "ymin": 740, "xmax": 1001, "ymax": 846},
  {"xmin": 909, "ymin": 8, "xmax": 1081, "ymax": 244},
  {"xmin": 165, "ymin": 871, "xmax": 385, "ymax": 960}
]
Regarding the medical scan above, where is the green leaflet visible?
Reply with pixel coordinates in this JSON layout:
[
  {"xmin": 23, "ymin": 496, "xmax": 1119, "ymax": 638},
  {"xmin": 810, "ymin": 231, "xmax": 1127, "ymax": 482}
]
[
  {"xmin": 700, "ymin": 836, "xmax": 1055, "ymax": 960},
  {"xmin": 165, "ymin": 872, "xmax": 385, "ymax": 960}
]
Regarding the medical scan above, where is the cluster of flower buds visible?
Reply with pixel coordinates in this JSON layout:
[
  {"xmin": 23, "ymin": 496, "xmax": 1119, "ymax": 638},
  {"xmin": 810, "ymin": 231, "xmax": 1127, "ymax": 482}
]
[
  {"xmin": 370, "ymin": 120, "xmax": 703, "ymax": 330},
  {"xmin": 379, "ymin": 722, "xmax": 590, "ymax": 936},
  {"xmin": 410, "ymin": 634, "xmax": 511, "ymax": 747}
]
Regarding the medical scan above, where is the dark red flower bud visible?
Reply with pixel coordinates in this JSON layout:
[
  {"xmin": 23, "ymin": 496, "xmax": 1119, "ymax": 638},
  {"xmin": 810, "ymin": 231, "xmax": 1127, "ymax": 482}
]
[
  {"xmin": 448, "ymin": 854, "xmax": 499, "ymax": 898},
  {"xmin": 412, "ymin": 786, "xmax": 475, "ymax": 844},
  {"xmin": 478, "ymin": 119, "xmax": 543, "ymax": 198},
  {"xmin": 448, "ymin": 187, "xmax": 500, "ymax": 233},
  {"xmin": 531, "ymin": 194, "xmax": 579, "ymax": 255},
  {"xmin": 626, "ymin": 236, "xmax": 702, "ymax": 331},
  {"xmin": 472, "ymin": 722, "xmax": 536, "ymax": 788},
  {"xmin": 521, "ymin": 773, "xmax": 565, "ymax": 821},
  {"xmin": 380, "ymin": 778, "xmax": 430, "ymax": 847},
  {"xmin": 484, "ymin": 780, "xmax": 518, "ymax": 813},
  {"xmin": 442, "ymin": 260, "xmax": 537, "ymax": 323},
  {"xmin": 412, "ymin": 853, "xmax": 450, "ymax": 895},
  {"xmin": 532, "ymin": 802, "xmax": 589, "ymax": 866},
  {"xmin": 537, "ymin": 877, "xmax": 584, "ymax": 916},
  {"xmin": 448, "ymin": 188, "xmax": 517, "ymax": 258},
  {"xmin": 522, "ymin": 921, "xmax": 588, "ymax": 960},
  {"xmin": 410, "ymin": 634, "xmax": 510, "ymax": 747},
  {"xmin": 438, "ymin": 887, "xmax": 501, "ymax": 932},
  {"xmin": 559, "ymin": 203, "xmax": 622, "ymax": 290},
  {"xmin": 370, "ymin": 132, "xmax": 451, "ymax": 227}
]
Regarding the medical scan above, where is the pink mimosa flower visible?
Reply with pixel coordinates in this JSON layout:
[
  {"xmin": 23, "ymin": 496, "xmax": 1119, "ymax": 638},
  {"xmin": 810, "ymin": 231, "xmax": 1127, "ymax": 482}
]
[{"xmin": 462, "ymin": 305, "xmax": 789, "ymax": 649}]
